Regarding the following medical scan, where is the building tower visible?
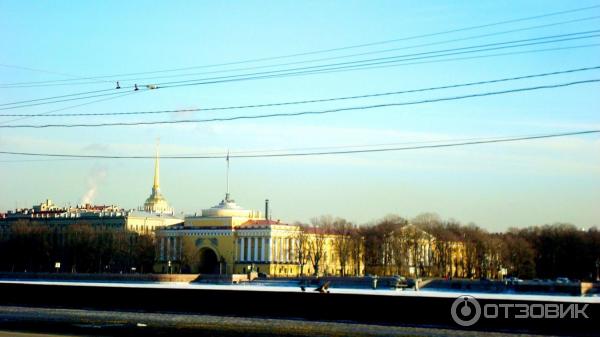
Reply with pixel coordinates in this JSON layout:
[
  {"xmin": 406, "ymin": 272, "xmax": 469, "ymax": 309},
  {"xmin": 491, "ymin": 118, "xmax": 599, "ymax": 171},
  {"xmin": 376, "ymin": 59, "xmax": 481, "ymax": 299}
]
[{"xmin": 143, "ymin": 140, "xmax": 174, "ymax": 214}]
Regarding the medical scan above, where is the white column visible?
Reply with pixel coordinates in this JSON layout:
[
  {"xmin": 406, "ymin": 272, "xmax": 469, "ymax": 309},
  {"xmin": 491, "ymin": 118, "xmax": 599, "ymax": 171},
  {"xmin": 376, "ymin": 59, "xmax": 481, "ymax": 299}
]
[
  {"xmin": 279, "ymin": 238, "xmax": 283, "ymax": 262},
  {"xmin": 160, "ymin": 237, "xmax": 165, "ymax": 261},
  {"xmin": 273, "ymin": 237, "xmax": 278, "ymax": 263},
  {"xmin": 274, "ymin": 238, "xmax": 279, "ymax": 263},
  {"xmin": 240, "ymin": 238, "xmax": 245, "ymax": 261},
  {"xmin": 254, "ymin": 237, "xmax": 259, "ymax": 262},
  {"xmin": 164, "ymin": 237, "xmax": 168, "ymax": 261},
  {"xmin": 286, "ymin": 238, "xmax": 290, "ymax": 262},
  {"xmin": 246, "ymin": 237, "xmax": 252, "ymax": 262},
  {"xmin": 291, "ymin": 238, "xmax": 296, "ymax": 262},
  {"xmin": 171, "ymin": 237, "xmax": 175, "ymax": 261},
  {"xmin": 261, "ymin": 237, "xmax": 266, "ymax": 262},
  {"xmin": 283, "ymin": 238, "xmax": 287, "ymax": 262},
  {"xmin": 177, "ymin": 237, "xmax": 181, "ymax": 261},
  {"xmin": 173, "ymin": 237, "xmax": 178, "ymax": 261},
  {"xmin": 266, "ymin": 238, "xmax": 271, "ymax": 262},
  {"xmin": 179, "ymin": 237, "xmax": 183, "ymax": 261},
  {"xmin": 167, "ymin": 237, "xmax": 172, "ymax": 260}
]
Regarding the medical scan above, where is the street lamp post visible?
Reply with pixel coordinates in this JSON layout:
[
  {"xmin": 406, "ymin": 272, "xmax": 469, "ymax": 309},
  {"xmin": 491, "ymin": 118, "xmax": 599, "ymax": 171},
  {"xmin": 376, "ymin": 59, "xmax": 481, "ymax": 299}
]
[
  {"xmin": 168, "ymin": 260, "xmax": 172, "ymax": 275},
  {"xmin": 54, "ymin": 262, "xmax": 60, "ymax": 273},
  {"xmin": 595, "ymin": 258, "xmax": 599, "ymax": 282}
]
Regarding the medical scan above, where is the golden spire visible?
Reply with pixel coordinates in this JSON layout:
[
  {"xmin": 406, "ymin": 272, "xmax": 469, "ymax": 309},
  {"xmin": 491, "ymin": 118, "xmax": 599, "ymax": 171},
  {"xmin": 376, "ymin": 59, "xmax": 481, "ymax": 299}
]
[
  {"xmin": 142, "ymin": 138, "xmax": 173, "ymax": 215},
  {"xmin": 153, "ymin": 138, "xmax": 160, "ymax": 192}
]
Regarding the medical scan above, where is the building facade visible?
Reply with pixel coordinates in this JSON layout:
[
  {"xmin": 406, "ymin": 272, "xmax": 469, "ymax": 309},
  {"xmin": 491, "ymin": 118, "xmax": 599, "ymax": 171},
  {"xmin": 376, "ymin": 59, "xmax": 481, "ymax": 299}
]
[
  {"xmin": 0, "ymin": 145, "xmax": 183, "ymax": 235},
  {"xmin": 155, "ymin": 194, "xmax": 344, "ymax": 277}
]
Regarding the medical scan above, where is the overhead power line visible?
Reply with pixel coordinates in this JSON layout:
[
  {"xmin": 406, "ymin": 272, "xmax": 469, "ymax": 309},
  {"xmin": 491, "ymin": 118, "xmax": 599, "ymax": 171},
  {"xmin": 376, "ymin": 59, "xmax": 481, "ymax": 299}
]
[
  {"xmin": 103, "ymin": 16, "xmax": 600, "ymax": 84},
  {"xmin": 0, "ymin": 90, "xmax": 150, "ymax": 111},
  {"xmin": 0, "ymin": 64, "xmax": 113, "ymax": 85},
  {"xmin": 78, "ymin": 16, "xmax": 600, "ymax": 85},
  {"xmin": 2, "ymin": 31, "xmax": 598, "ymax": 110},
  {"xmin": 0, "ymin": 91, "xmax": 140, "ymax": 125},
  {"xmin": 0, "ymin": 133, "xmax": 573, "ymax": 162},
  {"xmin": 0, "ymin": 87, "xmax": 117, "ymax": 107},
  {"xmin": 0, "ymin": 65, "xmax": 598, "ymax": 118},
  {"xmin": 0, "ymin": 130, "xmax": 597, "ymax": 159},
  {"xmin": 155, "ymin": 30, "xmax": 600, "ymax": 88},
  {"xmin": 2, "ymin": 4, "xmax": 598, "ymax": 87},
  {"xmin": 292, "ymin": 43, "xmax": 600, "ymax": 77},
  {"xmin": 4, "ymin": 15, "xmax": 600, "ymax": 88},
  {"xmin": 1, "ymin": 79, "xmax": 597, "ymax": 129},
  {"xmin": 127, "ymin": 43, "xmax": 600, "ymax": 93}
]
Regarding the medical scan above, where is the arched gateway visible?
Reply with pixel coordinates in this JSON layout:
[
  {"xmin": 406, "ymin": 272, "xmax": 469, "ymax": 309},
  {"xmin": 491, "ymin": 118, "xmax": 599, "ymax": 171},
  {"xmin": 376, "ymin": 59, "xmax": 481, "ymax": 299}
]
[{"xmin": 198, "ymin": 247, "xmax": 219, "ymax": 274}]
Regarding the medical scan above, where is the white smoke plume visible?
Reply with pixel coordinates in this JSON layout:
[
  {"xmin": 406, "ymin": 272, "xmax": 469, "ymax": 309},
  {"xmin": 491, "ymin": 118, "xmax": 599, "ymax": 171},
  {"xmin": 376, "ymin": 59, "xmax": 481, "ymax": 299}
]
[{"xmin": 81, "ymin": 165, "xmax": 108, "ymax": 205}]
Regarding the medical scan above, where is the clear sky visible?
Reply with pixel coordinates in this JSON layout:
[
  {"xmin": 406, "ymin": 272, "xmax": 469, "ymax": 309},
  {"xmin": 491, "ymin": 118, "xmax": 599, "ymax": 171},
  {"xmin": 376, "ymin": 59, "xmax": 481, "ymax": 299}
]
[{"xmin": 0, "ymin": 1, "xmax": 599, "ymax": 231}]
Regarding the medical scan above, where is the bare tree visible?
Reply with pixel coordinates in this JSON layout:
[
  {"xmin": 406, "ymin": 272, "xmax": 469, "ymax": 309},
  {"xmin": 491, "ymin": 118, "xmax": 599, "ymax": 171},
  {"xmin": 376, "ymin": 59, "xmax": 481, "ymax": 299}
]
[
  {"xmin": 349, "ymin": 227, "xmax": 365, "ymax": 276},
  {"xmin": 307, "ymin": 216, "xmax": 332, "ymax": 276},
  {"xmin": 330, "ymin": 218, "xmax": 353, "ymax": 276},
  {"xmin": 363, "ymin": 215, "xmax": 408, "ymax": 276},
  {"xmin": 292, "ymin": 223, "xmax": 310, "ymax": 276}
]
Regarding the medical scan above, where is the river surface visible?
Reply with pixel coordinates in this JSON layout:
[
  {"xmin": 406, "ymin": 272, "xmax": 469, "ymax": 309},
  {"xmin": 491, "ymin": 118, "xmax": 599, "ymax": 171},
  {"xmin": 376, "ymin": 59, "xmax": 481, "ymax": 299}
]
[{"xmin": 0, "ymin": 306, "xmax": 551, "ymax": 337}]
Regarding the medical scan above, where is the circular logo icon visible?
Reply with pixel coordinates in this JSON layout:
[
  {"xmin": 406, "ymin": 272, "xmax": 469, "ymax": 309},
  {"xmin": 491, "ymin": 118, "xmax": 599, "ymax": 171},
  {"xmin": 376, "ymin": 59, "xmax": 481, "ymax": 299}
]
[{"xmin": 451, "ymin": 295, "xmax": 481, "ymax": 327}]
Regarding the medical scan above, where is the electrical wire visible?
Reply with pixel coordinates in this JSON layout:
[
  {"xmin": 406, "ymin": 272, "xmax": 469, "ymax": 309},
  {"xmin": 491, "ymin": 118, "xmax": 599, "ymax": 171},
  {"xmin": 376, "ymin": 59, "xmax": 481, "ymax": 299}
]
[
  {"xmin": 0, "ymin": 64, "xmax": 113, "ymax": 85},
  {"xmin": 4, "ymin": 15, "xmax": 599, "ymax": 88},
  {"xmin": 89, "ymin": 16, "xmax": 600, "ymax": 85},
  {"xmin": 2, "ymin": 31, "xmax": 598, "ymax": 110},
  {"xmin": 1, "ymin": 79, "xmax": 597, "ymax": 128},
  {"xmin": 0, "ymin": 65, "xmax": 597, "ymax": 118},
  {"xmin": 2, "ymin": 4, "xmax": 598, "ymax": 86},
  {"xmin": 0, "ymin": 91, "xmax": 141, "ymax": 125},
  {"xmin": 0, "ymin": 130, "xmax": 597, "ymax": 159},
  {"xmin": 156, "ymin": 30, "xmax": 600, "ymax": 89},
  {"xmin": 0, "ymin": 87, "xmax": 118, "ymax": 107}
]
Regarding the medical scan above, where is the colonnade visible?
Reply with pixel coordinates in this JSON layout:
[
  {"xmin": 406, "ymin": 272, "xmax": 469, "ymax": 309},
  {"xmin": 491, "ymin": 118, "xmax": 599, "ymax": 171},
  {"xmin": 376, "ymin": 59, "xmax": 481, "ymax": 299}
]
[
  {"xmin": 159, "ymin": 236, "xmax": 181, "ymax": 261},
  {"xmin": 237, "ymin": 236, "xmax": 298, "ymax": 263}
]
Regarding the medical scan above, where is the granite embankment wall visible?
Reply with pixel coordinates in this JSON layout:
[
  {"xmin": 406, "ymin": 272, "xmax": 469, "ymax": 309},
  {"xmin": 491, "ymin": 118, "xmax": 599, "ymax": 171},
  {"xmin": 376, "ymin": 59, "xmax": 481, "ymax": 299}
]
[
  {"xmin": 0, "ymin": 272, "xmax": 252, "ymax": 283},
  {"xmin": 0, "ymin": 281, "xmax": 597, "ymax": 336},
  {"xmin": 0, "ymin": 273, "xmax": 405, "ymax": 287},
  {"xmin": 423, "ymin": 278, "xmax": 599, "ymax": 296},
  {"xmin": 0, "ymin": 272, "xmax": 199, "ymax": 282}
]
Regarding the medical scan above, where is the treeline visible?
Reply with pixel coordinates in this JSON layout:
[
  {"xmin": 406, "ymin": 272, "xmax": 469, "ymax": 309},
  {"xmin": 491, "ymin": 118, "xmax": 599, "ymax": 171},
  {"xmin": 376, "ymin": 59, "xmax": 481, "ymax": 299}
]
[
  {"xmin": 0, "ymin": 215, "xmax": 598, "ymax": 280},
  {"xmin": 306, "ymin": 214, "xmax": 600, "ymax": 280},
  {"xmin": 0, "ymin": 221, "xmax": 155, "ymax": 273}
]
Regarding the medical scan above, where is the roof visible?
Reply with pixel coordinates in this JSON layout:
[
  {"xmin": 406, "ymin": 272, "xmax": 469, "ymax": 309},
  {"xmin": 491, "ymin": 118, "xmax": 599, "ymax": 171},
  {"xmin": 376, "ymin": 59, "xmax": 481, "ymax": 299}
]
[
  {"xmin": 240, "ymin": 219, "xmax": 282, "ymax": 227},
  {"xmin": 127, "ymin": 210, "xmax": 183, "ymax": 220}
]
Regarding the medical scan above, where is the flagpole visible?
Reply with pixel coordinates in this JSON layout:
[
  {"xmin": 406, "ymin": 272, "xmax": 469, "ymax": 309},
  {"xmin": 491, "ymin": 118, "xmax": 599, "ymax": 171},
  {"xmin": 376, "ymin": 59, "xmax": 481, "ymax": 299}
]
[{"xmin": 226, "ymin": 150, "xmax": 230, "ymax": 201}]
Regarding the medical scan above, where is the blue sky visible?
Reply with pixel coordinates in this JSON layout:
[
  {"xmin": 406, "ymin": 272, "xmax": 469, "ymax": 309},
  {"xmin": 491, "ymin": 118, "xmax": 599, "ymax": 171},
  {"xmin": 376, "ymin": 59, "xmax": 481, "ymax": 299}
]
[{"xmin": 0, "ymin": 1, "xmax": 599, "ymax": 231}]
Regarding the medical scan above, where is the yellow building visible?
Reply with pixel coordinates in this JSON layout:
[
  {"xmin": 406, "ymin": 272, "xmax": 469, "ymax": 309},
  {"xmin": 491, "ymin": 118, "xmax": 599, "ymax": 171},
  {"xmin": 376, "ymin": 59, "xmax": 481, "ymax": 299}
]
[
  {"xmin": 156, "ymin": 194, "xmax": 291, "ymax": 276},
  {"xmin": 154, "ymin": 193, "xmax": 345, "ymax": 277},
  {"xmin": 152, "ymin": 151, "xmax": 347, "ymax": 276}
]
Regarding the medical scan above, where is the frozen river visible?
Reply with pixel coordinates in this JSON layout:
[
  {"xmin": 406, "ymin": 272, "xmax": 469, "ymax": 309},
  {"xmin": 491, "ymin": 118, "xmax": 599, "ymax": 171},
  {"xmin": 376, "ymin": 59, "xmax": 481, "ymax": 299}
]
[
  {"xmin": 0, "ymin": 279, "xmax": 597, "ymax": 336},
  {"xmin": 0, "ymin": 279, "xmax": 597, "ymax": 303},
  {"xmin": 0, "ymin": 305, "xmax": 537, "ymax": 337}
]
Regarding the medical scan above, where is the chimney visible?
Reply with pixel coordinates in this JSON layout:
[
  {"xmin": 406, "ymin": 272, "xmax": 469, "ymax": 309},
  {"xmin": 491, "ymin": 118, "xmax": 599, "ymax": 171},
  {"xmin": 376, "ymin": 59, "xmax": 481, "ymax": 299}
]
[{"xmin": 265, "ymin": 199, "xmax": 269, "ymax": 220}]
